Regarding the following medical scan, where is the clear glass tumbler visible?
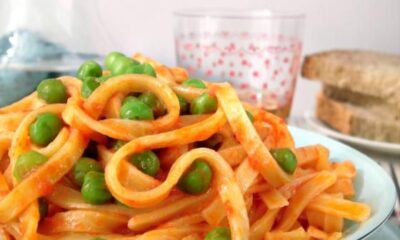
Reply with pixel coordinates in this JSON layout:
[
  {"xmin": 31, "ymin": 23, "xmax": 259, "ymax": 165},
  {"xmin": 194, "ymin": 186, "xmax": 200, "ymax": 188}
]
[{"xmin": 174, "ymin": 9, "xmax": 305, "ymax": 118}]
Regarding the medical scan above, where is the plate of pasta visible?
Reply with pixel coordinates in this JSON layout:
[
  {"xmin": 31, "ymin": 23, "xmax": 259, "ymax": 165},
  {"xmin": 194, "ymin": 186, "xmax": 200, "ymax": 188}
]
[{"xmin": 0, "ymin": 52, "xmax": 396, "ymax": 240}]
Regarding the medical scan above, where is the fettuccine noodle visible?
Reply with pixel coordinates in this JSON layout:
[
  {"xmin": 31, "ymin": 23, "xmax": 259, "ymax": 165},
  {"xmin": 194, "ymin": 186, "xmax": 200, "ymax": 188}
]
[{"xmin": 0, "ymin": 53, "xmax": 370, "ymax": 240}]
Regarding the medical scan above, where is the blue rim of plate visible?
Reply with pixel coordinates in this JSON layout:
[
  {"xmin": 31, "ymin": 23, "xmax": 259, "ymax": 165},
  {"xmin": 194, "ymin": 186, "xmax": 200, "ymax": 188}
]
[
  {"xmin": 359, "ymin": 210, "xmax": 394, "ymax": 240},
  {"xmin": 288, "ymin": 126, "xmax": 397, "ymax": 240}
]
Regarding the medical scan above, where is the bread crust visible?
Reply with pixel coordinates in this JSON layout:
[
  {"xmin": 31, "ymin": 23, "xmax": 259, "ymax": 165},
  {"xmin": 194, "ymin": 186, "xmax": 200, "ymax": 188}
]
[
  {"xmin": 316, "ymin": 93, "xmax": 352, "ymax": 134},
  {"xmin": 322, "ymin": 84, "xmax": 400, "ymax": 120},
  {"xmin": 316, "ymin": 93, "xmax": 400, "ymax": 143},
  {"xmin": 303, "ymin": 50, "xmax": 400, "ymax": 109}
]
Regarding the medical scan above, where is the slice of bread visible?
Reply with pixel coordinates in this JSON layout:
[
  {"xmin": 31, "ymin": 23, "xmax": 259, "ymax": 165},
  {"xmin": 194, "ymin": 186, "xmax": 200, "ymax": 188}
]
[
  {"xmin": 322, "ymin": 84, "xmax": 400, "ymax": 120},
  {"xmin": 316, "ymin": 93, "xmax": 400, "ymax": 143},
  {"xmin": 303, "ymin": 50, "xmax": 400, "ymax": 109}
]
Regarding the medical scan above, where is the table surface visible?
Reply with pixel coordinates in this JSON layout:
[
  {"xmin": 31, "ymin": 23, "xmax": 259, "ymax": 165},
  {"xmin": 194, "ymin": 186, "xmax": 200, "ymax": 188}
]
[{"xmin": 289, "ymin": 117, "xmax": 400, "ymax": 230}]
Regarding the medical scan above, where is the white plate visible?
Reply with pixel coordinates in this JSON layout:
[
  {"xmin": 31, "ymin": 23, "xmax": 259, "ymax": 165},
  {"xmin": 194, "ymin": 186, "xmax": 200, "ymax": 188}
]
[
  {"xmin": 290, "ymin": 126, "xmax": 396, "ymax": 239},
  {"xmin": 304, "ymin": 111, "xmax": 400, "ymax": 155},
  {"xmin": 366, "ymin": 220, "xmax": 400, "ymax": 240}
]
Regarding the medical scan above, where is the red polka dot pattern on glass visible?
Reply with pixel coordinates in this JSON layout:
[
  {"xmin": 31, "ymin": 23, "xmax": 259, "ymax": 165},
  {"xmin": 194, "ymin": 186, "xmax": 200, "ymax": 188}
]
[{"xmin": 175, "ymin": 31, "xmax": 302, "ymax": 113}]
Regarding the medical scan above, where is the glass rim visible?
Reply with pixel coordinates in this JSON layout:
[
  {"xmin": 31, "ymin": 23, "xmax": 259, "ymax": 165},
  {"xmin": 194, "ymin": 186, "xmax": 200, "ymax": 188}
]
[{"xmin": 173, "ymin": 8, "xmax": 305, "ymax": 20}]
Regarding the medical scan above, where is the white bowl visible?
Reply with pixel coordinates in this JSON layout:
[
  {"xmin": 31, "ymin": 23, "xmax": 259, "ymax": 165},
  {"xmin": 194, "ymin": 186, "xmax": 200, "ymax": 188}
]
[{"xmin": 290, "ymin": 126, "xmax": 396, "ymax": 240}]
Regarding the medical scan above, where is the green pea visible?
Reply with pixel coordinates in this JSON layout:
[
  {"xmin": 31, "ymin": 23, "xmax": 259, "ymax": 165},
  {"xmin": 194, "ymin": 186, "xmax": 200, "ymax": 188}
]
[
  {"xmin": 105, "ymin": 51, "xmax": 125, "ymax": 70},
  {"xmin": 270, "ymin": 148, "xmax": 297, "ymax": 174},
  {"xmin": 142, "ymin": 63, "xmax": 157, "ymax": 77},
  {"xmin": 123, "ymin": 63, "xmax": 156, "ymax": 77},
  {"xmin": 125, "ymin": 64, "xmax": 144, "ymax": 74},
  {"xmin": 76, "ymin": 60, "xmax": 102, "ymax": 80},
  {"xmin": 246, "ymin": 111, "xmax": 254, "ymax": 122},
  {"xmin": 73, "ymin": 158, "xmax": 103, "ymax": 186},
  {"xmin": 138, "ymin": 92, "xmax": 165, "ymax": 117},
  {"xmin": 29, "ymin": 112, "xmax": 63, "ymax": 146},
  {"xmin": 138, "ymin": 92, "xmax": 158, "ymax": 108},
  {"xmin": 37, "ymin": 79, "xmax": 67, "ymax": 104},
  {"xmin": 122, "ymin": 96, "xmax": 138, "ymax": 105},
  {"xmin": 205, "ymin": 227, "xmax": 231, "ymax": 240},
  {"xmin": 112, "ymin": 140, "xmax": 127, "ymax": 151},
  {"xmin": 81, "ymin": 171, "xmax": 113, "ymax": 204},
  {"xmin": 14, "ymin": 151, "xmax": 48, "ymax": 182},
  {"xmin": 98, "ymin": 75, "xmax": 111, "ymax": 83},
  {"xmin": 111, "ymin": 57, "xmax": 140, "ymax": 76},
  {"xmin": 178, "ymin": 160, "xmax": 212, "ymax": 194},
  {"xmin": 182, "ymin": 78, "xmax": 206, "ymax": 89},
  {"xmin": 110, "ymin": 57, "xmax": 131, "ymax": 76},
  {"xmin": 178, "ymin": 95, "xmax": 189, "ymax": 114},
  {"xmin": 190, "ymin": 93, "xmax": 218, "ymax": 115},
  {"xmin": 81, "ymin": 77, "xmax": 100, "ymax": 98},
  {"xmin": 130, "ymin": 151, "xmax": 160, "ymax": 177},
  {"xmin": 38, "ymin": 198, "xmax": 48, "ymax": 219},
  {"xmin": 120, "ymin": 97, "xmax": 154, "ymax": 120}
]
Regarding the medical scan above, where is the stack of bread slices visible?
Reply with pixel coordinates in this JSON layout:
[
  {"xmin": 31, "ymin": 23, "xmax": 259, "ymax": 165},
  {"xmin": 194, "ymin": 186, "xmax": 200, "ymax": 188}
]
[{"xmin": 302, "ymin": 50, "xmax": 400, "ymax": 143}]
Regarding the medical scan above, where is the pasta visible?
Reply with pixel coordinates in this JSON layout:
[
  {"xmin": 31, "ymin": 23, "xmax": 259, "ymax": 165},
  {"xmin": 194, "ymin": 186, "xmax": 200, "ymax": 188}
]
[{"xmin": 0, "ymin": 52, "xmax": 370, "ymax": 240}]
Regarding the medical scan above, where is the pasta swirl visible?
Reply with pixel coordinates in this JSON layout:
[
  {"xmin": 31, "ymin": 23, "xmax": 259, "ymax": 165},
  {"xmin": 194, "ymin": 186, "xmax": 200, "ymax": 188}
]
[{"xmin": 0, "ymin": 53, "xmax": 371, "ymax": 240}]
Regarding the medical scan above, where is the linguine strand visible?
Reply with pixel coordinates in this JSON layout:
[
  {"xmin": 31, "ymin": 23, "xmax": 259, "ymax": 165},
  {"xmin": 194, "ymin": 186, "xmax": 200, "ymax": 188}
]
[{"xmin": 0, "ymin": 54, "xmax": 371, "ymax": 239}]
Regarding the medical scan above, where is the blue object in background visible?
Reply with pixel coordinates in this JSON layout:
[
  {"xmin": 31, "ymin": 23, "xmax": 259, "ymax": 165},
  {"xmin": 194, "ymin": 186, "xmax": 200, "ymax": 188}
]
[
  {"xmin": 0, "ymin": 29, "xmax": 73, "ymax": 106},
  {"xmin": 0, "ymin": 29, "xmax": 67, "ymax": 63},
  {"xmin": 0, "ymin": 29, "xmax": 101, "ymax": 106},
  {"xmin": 0, "ymin": 69, "xmax": 49, "ymax": 105}
]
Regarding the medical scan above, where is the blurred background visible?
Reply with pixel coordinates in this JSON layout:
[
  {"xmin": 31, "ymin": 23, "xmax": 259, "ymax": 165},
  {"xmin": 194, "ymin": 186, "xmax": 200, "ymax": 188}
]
[
  {"xmin": 94, "ymin": 0, "xmax": 400, "ymax": 117},
  {"xmin": 1, "ymin": 0, "xmax": 399, "ymax": 115}
]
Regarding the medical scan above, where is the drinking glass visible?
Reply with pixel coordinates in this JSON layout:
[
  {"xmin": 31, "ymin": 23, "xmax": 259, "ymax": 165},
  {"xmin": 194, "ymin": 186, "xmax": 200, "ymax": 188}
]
[{"xmin": 174, "ymin": 9, "xmax": 304, "ymax": 118}]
